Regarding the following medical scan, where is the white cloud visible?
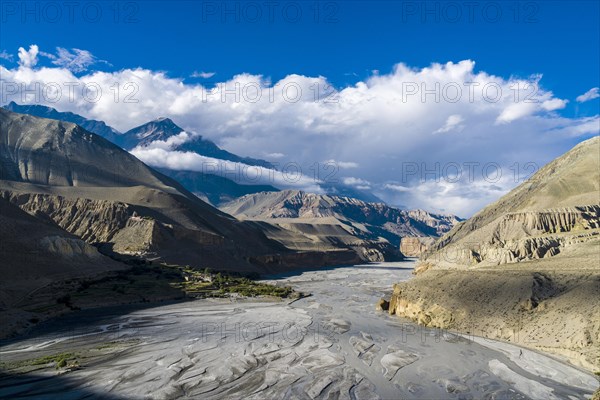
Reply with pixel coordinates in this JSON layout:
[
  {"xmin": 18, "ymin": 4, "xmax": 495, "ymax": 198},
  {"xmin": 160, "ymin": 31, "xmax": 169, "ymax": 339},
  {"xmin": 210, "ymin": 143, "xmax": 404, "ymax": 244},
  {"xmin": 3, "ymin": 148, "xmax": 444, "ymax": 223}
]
[
  {"xmin": 17, "ymin": 45, "xmax": 38, "ymax": 68},
  {"xmin": 541, "ymin": 98, "xmax": 567, "ymax": 111},
  {"xmin": 550, "ymin": 116, "xmax": 600, "ymax": 137},
  {"xmin": 131, "ymin": 147, "xmax": 323, "ymax": 192},
  {"xmin": 434, "ymin": 114, "xmax": 464, "ymax": 134},
  {"xmin": 383, "ymin": 184, "xmax": 411, "ymax": 192},
  {"xmin": 51, "ymin": 47, "xmax": 101, "ymax": 73},
  {"xmin": 133, "ymin": 131, "xmax": 196, "ymax": 150},
  {"xmin": 576, "ymin": 87, "xmax": 600, "ymax": 103},
  {"xmin": 265, "ymin": 152, "xmax": 286, "ymax": 159},
  {"xmin": 325, "ymin": 160, "xmax": 359, "ymax": 169},
  {"xmin": 191, "ymin": 71, "xmax": 216, "ymax": 79},
  {"xmin": 0, "ymin": 50, "xmax": 14, "ymax": 62},
  {"xmin": 2, "ymin": 47, "xmax": 598, "ymax": 216},
  {"xmin": 381, "ymin": 178, "xmax": 514, "ymax": 217},
  {"xmin": 342, "ymin": 177, "xmax": 371, "ymax": 190}
]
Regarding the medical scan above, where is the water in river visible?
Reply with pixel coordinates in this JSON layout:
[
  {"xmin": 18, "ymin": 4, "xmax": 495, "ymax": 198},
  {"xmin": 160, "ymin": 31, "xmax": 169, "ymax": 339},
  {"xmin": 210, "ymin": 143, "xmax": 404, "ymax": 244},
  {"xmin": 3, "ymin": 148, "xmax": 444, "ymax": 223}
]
[{"xmin": 0, "ymin": 262, "xmax": 597, "ymax": 399}]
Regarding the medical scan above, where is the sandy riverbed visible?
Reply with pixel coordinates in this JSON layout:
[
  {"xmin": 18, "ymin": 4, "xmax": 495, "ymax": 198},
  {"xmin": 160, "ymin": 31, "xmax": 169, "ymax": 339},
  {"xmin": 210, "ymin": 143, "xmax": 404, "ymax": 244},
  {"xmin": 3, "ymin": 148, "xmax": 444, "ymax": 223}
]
[{"xmin": 0, "ymin": 262, "xmax": 597, "ymax": 399}]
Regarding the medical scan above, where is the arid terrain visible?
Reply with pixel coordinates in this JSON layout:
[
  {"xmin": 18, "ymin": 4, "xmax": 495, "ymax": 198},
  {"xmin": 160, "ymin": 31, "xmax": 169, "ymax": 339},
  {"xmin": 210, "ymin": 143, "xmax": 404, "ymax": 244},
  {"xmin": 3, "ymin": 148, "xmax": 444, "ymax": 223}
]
[
  {"xmin": 388, "ymin": 137, "xmax": 600, "ymax": 372},
  {"xmin": 1, "ymin": 263, "xmax": 597, "ymax": 399},
  {"xmin": 2, "ymin": 4, "xmax": 599, "ymax": 399}
]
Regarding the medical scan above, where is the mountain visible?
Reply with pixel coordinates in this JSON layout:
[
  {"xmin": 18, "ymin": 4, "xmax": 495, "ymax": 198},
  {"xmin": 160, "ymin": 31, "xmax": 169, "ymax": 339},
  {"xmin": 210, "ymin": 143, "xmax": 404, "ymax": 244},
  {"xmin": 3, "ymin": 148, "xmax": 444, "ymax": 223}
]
[
  {"xmin": 221, "ymin": 190, "xmax": 461, "ymax": 246},
  {"xmin": 0, "ymin": 197, "xmax": 126, "ymax": 336},
  {"xmin": 2, "ymin": 109, "xmax": 399, "ymax": 269},
  {"xmin": 1, "ymin": 108, "xmax": 389, "ymax": 336},
  {"xmin": 318, "ymin": 181, "xmax": 386, "ymax": 204},
  {"xmin": 119, "ymin": 117, "xmax": 184, "ymax": 148},
  {"xmin": 3, "ymin": 101, "xmax": 121, "ymax": 143},
  {"xmin": 2, "ymin": 104, "xmax": 275, "ymax": 169},
  {"xmin": 2, "ymin": 103, "xmax": 280, "ymax": 202},
  {"xmin": 0, "ymin": 108, "xmax": 306, "ymax": 272},
  {"xmin": 421, "ymin": 135, "xmax": 600, "ymax": 268},
  {"xmin": 121, "ymin": 118, "xmax": 275, "ymax": 168},
  {"xmin": 387, "ymin": 136, "xmax": 600, "ymax": 370}
]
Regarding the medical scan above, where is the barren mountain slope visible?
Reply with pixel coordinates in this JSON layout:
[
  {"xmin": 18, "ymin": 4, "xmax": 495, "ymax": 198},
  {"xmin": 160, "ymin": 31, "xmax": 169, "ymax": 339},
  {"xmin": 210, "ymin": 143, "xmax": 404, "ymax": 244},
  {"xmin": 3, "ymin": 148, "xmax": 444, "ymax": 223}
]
[
  {"xmin": 0, "ymin": 109, "xmax": 296, "ymax": 272},
  {"xmin": 222, "ymin": 190, "xmax": 460, "ymax": 241},
  {"xmin": 0, "ymin": 197, "xmax": 129, "ymax": 337},
  {"xmin": 387, "ymin": 137, "xmax": 600, "ymax": 370},
  {"xmin": 421, "ymin": 136, "xmax": 600, "ymax": 268},
  {"xmin": 0, "ymin": 198, "xmax": 125, "ymax": 308}
]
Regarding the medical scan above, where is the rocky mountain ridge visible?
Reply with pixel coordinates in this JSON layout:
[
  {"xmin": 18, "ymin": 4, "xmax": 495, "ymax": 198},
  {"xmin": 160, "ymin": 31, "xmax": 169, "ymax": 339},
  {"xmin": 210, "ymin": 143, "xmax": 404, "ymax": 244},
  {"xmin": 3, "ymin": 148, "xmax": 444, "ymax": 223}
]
[
  {"xmin": 386, "ymin": 136, "xmax": 600, "ymax": 370},
  {"xmin": 222, "ymin": 189, "xmax": 461, "ymax": 246}
]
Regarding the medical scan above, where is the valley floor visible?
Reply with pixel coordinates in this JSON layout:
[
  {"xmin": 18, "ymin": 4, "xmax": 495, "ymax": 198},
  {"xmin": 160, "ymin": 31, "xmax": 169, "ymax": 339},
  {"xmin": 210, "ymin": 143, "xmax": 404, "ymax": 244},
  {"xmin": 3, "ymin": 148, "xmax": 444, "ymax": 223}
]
[{"xmin": 0, "ymin": 263, "xmax": 598, "ymax": 399}]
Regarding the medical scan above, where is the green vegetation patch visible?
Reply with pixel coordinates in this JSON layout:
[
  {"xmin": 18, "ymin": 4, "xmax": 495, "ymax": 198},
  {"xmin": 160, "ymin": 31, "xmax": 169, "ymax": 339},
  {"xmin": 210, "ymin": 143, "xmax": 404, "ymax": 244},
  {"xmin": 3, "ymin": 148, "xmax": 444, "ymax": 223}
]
[
  {"xmin": 165, "ymin": 266, "xmax": 296, "ymax": 299},
  {"xmin": 0, "ymin": 352, "xmax": 78, "ymax": 371}
]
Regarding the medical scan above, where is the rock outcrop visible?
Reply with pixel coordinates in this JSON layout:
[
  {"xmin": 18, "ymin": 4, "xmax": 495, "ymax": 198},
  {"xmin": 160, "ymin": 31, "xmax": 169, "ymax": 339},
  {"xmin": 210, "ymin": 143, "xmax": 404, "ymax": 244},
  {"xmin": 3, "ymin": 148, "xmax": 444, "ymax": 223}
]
[
  {"xmin": 400, "ymin": 237, "xmax": 436, "ymax": 257},
  {"xmin": 388, "ymin": 267, "xmax": 600, "ymax": 371},
  {"xmin": 40, "ymin": 236, "xmax": 102, "ymax": 258}
]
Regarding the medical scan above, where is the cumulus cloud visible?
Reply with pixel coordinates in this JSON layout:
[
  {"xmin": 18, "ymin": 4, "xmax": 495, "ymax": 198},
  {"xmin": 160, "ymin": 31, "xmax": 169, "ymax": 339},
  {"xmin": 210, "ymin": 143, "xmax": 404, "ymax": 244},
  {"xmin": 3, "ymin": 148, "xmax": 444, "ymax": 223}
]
[
  {"xmin": 191, "ymin": 71, "xmax": 216, "ymax": 79},
  {"xmin": 576, "ymin": 87, "xmax": 600, "ymax": 103},
  {"xmin": 2, "ymin": 47, "xmax": 598, "ymax": 216},
  {"xmin": 17, "ymin": 45, "xmax": 39, "ymax": 68},
  {"xmin": 541, "ymin": 98, "xmax": 568, "ymax": 111}
]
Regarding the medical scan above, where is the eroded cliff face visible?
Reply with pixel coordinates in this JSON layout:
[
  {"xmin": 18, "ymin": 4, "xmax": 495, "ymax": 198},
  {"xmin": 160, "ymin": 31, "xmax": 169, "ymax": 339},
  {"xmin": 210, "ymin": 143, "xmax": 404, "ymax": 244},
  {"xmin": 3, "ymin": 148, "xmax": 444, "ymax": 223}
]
[
  {"xmin": 387, "ymin": 269, "xmax": 600, "ymax": 371},
  {"xmin": 40, "ymin": 236, "xmax": 103, "ymax": 259},
  {"xmin": 2, "ymin": 191, "xmax": 132, "ymax": 243},
  {"xmin": 400, "ymin": 237, "xmax": 436, "ymax": 257},
  {"xmin": 423, "ymin": 205, "xmax": 600, "ymax": 267},
  {"xmin": 0, "ymin": 190, "xmax": 226, "ymax": 261}
]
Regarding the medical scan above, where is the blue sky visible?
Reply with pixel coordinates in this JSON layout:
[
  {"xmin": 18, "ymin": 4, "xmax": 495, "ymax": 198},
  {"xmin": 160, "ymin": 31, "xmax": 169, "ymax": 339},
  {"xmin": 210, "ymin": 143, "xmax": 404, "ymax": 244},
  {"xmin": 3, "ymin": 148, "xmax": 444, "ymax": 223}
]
[
  {"xmin": 0, "ymin": 1, "xmax": 599, "ymax": 216},
  {"xmin": 1, "ymin": 1, "xmax": 598, "ymax": 114}
]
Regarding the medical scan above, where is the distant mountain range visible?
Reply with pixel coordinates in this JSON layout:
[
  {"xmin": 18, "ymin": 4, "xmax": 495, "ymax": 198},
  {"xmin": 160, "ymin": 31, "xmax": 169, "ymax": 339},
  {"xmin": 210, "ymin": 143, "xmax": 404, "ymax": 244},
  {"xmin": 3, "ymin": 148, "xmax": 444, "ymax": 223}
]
[
  {"xmin": 4, "ymin": 101, "xmax": 274, "ymax": 167},
  {"xmin": 2, "ymin": 102, "xmax": 387, "ymax": 205},
  {"xmin": 4, "ymin": 101, "xmax": 122, "ymax": 143},
  {"xmin": 3, "ymin": 102, "xmax": 277, "ymax": 204},
  {"xmin": 0, "ymin": 108, "xmax": 287, "ymax": 260},
  {"xmin": 0, "ymin": 108, "xmax": 405, "ymax": 273},
  {"xmin": 221, "ymin": 190, "xmax": 462, "ymax": 248},
  {"xmin": 157, "ymin": 168, "xmax": 278, "ymax": 205}
]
